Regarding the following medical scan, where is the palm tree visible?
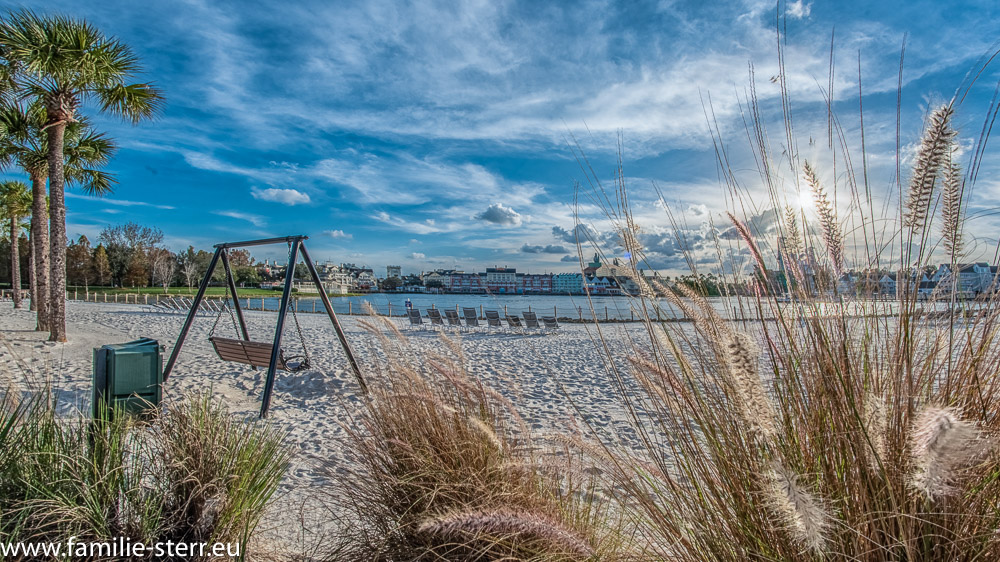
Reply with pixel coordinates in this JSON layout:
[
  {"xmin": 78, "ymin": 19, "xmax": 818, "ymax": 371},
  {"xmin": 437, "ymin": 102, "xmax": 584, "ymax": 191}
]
[
  {"xmin": 0, "ymin": 180, "xmax": 30, "ymax": 308},
  {"xmin": 0, "ymin": 103, "xmax": 115, "ymax": 330},
  {"xmin": 0, "ymin": 10, "xmax": 162, "ymax": 341}
]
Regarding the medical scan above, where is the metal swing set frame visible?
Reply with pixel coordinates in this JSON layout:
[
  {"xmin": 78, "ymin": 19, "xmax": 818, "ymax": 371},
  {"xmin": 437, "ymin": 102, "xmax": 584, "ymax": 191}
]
[{"xmin": 162, "ymin": 235, "xmax": 368, "ymax": 418}]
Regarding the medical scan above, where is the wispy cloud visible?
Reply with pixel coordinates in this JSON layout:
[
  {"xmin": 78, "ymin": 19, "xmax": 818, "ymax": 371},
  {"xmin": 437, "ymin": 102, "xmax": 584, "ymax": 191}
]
[
  {"xmin": 66, "ymin": 192, "xmax": 175, "ymax": 210},
  {"xmin": 371, "ymin": 211, "xmax": 449, "ymax": 234},
  {"xmin": 214, "ymin": 211, "xmax": 266, "ymax": 227},
  {"xmin": 326, "ymin": 229, "xmax": 352, "ymax": 239}
]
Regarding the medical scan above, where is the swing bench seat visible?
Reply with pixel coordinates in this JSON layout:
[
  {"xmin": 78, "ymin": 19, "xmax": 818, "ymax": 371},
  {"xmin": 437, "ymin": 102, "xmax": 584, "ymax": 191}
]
[{"xmin": 209, "ymin": 336, "xmax": 307, "ymax": 372}]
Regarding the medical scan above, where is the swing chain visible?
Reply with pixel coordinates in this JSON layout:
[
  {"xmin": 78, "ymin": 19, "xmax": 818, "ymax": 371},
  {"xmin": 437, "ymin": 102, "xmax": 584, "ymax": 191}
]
[
  {"xmin": 210, "ymin": 249, "xmax": 241, "ymax": 338},
  {"xmin": 290, "ymin": 299, "xmax": 311, "ymax": 368}
]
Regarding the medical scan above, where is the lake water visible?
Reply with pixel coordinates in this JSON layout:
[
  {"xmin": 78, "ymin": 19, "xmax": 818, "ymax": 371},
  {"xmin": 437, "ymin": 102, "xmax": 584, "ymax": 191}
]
[
  {"xmin": 231, "ymin": 293, "xmax": 748, "ymax": 321},
  {"xmin": 224, "ymin": 293, "xmax": 951, "ymax": 322}
]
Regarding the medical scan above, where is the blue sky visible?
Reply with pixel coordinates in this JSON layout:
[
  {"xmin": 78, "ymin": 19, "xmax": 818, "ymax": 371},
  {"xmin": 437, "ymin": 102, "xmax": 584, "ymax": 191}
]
[{"xmin": 10, "ymin": 0, "xmax": 1000, "ymax": 276}]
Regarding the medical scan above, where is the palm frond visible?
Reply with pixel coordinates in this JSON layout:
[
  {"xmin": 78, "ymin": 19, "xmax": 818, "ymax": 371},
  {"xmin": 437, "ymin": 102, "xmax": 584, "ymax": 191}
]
[
  {"xmin": 98, "ymin": 82, "xmax": 164, "ymax": 123},
  {"xmin": 65, "ymin": 168, "xmax": 116, "ymax": 196}
]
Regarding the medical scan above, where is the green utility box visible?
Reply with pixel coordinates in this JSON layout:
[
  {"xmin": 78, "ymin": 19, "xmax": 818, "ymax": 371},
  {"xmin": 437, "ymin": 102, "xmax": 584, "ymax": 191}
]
[{"xmin": 92, "ymin": 338, "xmax": 163, "ymax": 420}]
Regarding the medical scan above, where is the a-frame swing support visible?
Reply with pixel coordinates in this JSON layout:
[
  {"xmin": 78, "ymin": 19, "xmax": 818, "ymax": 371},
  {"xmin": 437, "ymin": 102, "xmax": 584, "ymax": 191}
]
[{"xmin": 162, "ymin": 236, "xmax": 368, "ymax": 418}]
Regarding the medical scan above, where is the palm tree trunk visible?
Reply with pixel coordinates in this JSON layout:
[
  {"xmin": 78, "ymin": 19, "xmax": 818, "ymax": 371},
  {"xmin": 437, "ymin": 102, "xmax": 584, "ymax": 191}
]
[
  {"xmin": 30, "ymin": 173, "xmax": 49, "ymax": 330},
  {"xmin": 47, "ymin": 122, "xmax": 67, "ymax": 342},
  {"xmin": 27, "ymin": 235, "xmax": 34, "ymax": 309},
  {"xmin": 9, "ymin": 216, "xmax": 21, "ymax": 308}
]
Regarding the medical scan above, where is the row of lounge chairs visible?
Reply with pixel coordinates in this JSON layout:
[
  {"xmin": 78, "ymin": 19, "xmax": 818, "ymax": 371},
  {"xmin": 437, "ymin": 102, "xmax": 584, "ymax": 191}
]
[{"xmin": 406, "ymin": 307, "xmax": 560, "ymax": 331}]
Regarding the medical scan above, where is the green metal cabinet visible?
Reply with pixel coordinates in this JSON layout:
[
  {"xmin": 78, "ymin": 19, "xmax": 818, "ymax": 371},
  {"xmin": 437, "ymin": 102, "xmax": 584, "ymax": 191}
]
[{"xmin": 92, "ymin": 338, "xmax": 163, "ymax": 420}]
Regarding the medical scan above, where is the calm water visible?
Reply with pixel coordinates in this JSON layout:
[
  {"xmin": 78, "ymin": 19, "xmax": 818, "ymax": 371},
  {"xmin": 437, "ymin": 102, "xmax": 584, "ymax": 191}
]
[
  {"xmin": 241, "ymin": 293, "xmax": 945, "ymax": 321},
  {"xmin": 124, "ymin": 291, "xmax": 956, "ymax": 321},
  {"xmin": 232, "ymin": 293, "xmax": 740, "ymax": 321}
]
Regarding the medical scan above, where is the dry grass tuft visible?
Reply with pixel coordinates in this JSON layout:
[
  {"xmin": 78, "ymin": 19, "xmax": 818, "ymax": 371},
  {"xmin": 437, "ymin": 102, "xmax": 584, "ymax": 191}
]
[
  {"xmin": 326, "ymin": 315, "xmax": 624, "ymax": 560},
  {"xmin": 723, "ymin": 332, "xmax": 777, "ymax": 440},
  {"xmin": 940, "ymin": 159, "xmax": 964, "ymax": 257},
  {"xmin": 802, "ymin": 160, "xmax": 844, "ymax": 274},
  {"xmin": 0, "ymin": 390, "xmax": 288, "ymax": 561},
  {"xmin": 418, "ymin": 509, "xmax": 597, "ymax": 560},
  {"xmin": 904, "ymin": 104, "xmax": 956, "ymax": 233},
  {"xmin": 766, "ymin": 463, "xmax": 831, "ymax": 555},
  {"xmin": 909, "ymin": 406, "xmax": 988, "ymax": 500}
]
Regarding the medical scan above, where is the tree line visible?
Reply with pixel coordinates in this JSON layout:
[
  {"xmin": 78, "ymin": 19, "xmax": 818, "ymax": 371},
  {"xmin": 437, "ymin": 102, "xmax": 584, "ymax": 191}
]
[
  {"xmin": 60, "ymin": 222, "xmax": 264, "ymax": 293},
  {"xmin": 0, "ymin": 10, "xmax": 162, "ymax": 342}
]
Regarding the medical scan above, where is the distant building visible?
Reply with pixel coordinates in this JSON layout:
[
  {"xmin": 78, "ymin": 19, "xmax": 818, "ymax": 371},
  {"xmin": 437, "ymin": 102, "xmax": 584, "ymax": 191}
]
[
  {"xmin": 553, "ymin": 273, "xmax": 584, "ymax": 295},
  {"xmin": 520, "ymin": 273, "xmax": 553, "ymax": 294},
  {"xmin": 485, "ymin": 266, "xmax": 517, "ymax": 294},
  {"xmin": 584, "ymin": 275, "xmax": 622, "ymax": 295},
  {"xmin": 386, "ymin": 265, "xmax": 401, "ymax": 279},
  {"xmin": 449, "ymin": 272, "xmax": 484, "ymax": 293},
  {"xmin": 422, "ymin": 269, "xmax": 457, "ymax": 290}
]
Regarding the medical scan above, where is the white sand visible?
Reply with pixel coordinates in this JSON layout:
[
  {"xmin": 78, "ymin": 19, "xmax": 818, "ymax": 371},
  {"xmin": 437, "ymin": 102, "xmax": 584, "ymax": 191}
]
[{"xmin": 0, "ymin": 300, "xmax": 647, "ymax": 555}]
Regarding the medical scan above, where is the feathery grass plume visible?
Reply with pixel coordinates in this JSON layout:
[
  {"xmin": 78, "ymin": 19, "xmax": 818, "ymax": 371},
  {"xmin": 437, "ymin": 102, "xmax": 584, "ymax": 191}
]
[
  {"xmin": 468, "ymin": 415, "xmax": 506, "ymax": 452},
  {"xmin": 863, "ymin": 390, "xmax": 888, "ymax": 469},
  {"xmin": 783, "ymin": 205, "xmax": 803, "ymax": 258},
  {"xmin": 418, "ymin": 509, "xmax": 596, "ymax": 559},
  {"xmin": 723, "ymin": 332, "xmax": 777, "ymax": 439},
  {"xmin": 904, "ymin": 104, "xmax": 956, "ymax": 232},
  {"xmin": 940, "ymin": 160, "xmax": 964, "ymax": 257},
  {"xmin": 802, "ymin": 161, "xmax": 844, "ymax": 274},
  {"xmin": 910, "ymin": 406, "xmax": 986, "ymax": 500},
  {"xmin": 727, "ymin": 211, "xmax": 769, "ymax": 280},
  {"xmin": 767, "ymin": 463, "xmax": 831, "ymax": 556}
]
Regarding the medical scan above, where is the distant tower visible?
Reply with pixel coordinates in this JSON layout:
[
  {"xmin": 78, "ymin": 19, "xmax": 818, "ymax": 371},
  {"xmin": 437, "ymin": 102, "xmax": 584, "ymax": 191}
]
[{"xmin": 386, "ymin": 265, "xmax": 401, "ymax": 278}]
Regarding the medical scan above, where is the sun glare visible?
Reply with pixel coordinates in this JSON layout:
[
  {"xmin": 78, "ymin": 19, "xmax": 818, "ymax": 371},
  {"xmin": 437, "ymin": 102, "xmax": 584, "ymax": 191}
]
[{"xmin": 796, "ymin": 190, "xmax": 815, "ymax": 211}]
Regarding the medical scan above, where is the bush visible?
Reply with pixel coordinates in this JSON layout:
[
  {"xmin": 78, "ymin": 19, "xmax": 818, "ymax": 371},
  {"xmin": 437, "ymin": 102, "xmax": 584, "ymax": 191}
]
[
  {"xmin": 326, "ymin": 318, "xmax": 627, "ymax": 560},
  {"xmin": 0, "ymin": 390, "xmax": 290, "ymax": 561}
]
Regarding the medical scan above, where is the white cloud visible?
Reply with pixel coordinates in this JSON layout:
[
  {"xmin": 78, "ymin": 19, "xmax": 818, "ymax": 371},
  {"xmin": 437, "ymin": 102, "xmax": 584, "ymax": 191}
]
[
  {"xmin": 251, "ymin": 187, "xmax": 311, "ymax": 205},
  {"xmin": 409, "ymin": 252, "xmax": 426, "ymax": 259},
  {"xmin": 326, "ymin": 229, "xmax": 352, "ymax": 239},
  {"xmin": 688, "ymin": 204, "xmax": 709, "ymax": 217},
  {"xmin": 787, "ymin": 1, "xmax": 812, "ymax": 19},
  {"xmin": 476, "ymin": 203, "xmax": 522, "ymax": 226}
]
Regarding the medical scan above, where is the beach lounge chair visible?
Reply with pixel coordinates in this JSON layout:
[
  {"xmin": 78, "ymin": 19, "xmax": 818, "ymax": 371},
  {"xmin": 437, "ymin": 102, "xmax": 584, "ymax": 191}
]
[
  {"xmin": 444, "ymin": 309, "xmax": 463, "ymax": 327},
  {"xmin": 462, "ymin": 308, "xmax": 480, "ymax": 328},
  {"xmin": 522, "ymin": 311, "xmax": 541, "ymax": 330},
  {"xmin": 505, "ymin": 314, "xmax": 522, "ymax": 329},
  {"xmin": 542, "ymin": 316, "xmax": 560, "ymax": 330},
  {"xmin": 485, "ymin": 310, "xmax": 503, "ymax": 329},
  {"xmin": 407, "ymin": 308, "xmax": 424, "ymax": 329},
  {"xmin": 426, "ymin": 308, "xmax": 444, "ymax": 326}
]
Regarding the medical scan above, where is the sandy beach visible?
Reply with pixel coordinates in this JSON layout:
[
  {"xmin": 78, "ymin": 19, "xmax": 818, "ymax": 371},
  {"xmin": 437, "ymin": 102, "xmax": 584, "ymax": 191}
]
[{"xmin": 0, "ymin": 299, "xmax": 644, "ymax": 556}]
